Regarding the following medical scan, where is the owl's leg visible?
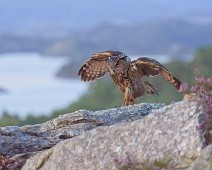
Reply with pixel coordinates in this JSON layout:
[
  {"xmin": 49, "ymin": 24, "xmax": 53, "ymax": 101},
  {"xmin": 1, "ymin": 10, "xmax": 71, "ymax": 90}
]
[
  {"xmin": 122, "ymin": 96, "xmax": 127, "ymax": 106},
  {"xmin": 129, "ymin": 97, "xmax": 134, "ymax": 105},
  {"xmin": 122, "ymin": 87, "xmax": 130, "ymax": 106},
  {"xmin": 122, "ymin": 79, "xmax": 134, "ymax": 106},
  {"xmin": 122, "ymin": 87, "xmax": 134, "ymax": 106}
]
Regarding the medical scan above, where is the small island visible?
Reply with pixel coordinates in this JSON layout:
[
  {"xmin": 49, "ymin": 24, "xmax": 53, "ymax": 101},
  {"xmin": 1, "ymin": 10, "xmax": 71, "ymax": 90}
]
[{"xmin": 0, "ymin": 87, "xmax": 8, "ymax": 94}]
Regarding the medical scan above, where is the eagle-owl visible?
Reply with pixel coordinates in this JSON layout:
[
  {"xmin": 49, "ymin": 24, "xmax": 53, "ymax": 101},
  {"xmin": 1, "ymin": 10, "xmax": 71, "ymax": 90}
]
[{"xmin": 78, "ymin": 51, "xmax": 181, "ymax": 106}]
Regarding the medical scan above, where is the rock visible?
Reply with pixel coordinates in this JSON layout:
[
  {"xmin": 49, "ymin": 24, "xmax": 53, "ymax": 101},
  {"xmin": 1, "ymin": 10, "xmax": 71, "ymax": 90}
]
[
  {"xmin": 187, "ymin": 144, "xmax": 212, "ymax": 170},
  {"xmin": 22, "ymin": 100, "xmax": 204, "ymax": 170},
  {"xmin": 0, "ymin": 103, "xmax": 163, "ymax": 156}
]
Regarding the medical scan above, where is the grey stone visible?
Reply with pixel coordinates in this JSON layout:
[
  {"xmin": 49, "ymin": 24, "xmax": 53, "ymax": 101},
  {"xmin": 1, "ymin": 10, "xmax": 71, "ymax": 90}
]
[
  {"xmin": 22, "ymin": 100, "xmax": 204, "ymax": 170},
  {"xmin": 0, "ymin": 103, "xmax": 163, "ymax": 156},
  {"xmin": 187, "ymin": 144, "xmax": 212, "ymax": 170}
]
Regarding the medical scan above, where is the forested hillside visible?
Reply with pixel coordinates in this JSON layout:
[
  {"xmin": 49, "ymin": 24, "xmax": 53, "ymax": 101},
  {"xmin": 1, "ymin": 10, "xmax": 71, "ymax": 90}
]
[
  {"xmin": 54, "ymin": 19, "xmax": 212, "ymax": 78},
  {"xmin": 1, "ymin": 46, "xmax": 210, "ymax": 126},
  {"xmin": 52, "ymin": 46, "xmax": 212, "ymax": 116}
]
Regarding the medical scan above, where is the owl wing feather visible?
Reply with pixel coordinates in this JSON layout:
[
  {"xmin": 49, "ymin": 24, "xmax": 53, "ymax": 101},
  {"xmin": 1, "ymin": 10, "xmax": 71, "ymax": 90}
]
[
  {"xmin": 78, "ymin": 51, "xmax": 124, "ymax": 82},
  {"xmin": 134, "ymin": 57, "xmax": 181, "ymax": 90}
]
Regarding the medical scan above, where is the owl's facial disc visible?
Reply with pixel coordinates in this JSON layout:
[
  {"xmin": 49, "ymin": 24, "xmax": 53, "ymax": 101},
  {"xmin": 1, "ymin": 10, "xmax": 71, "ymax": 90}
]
[{"xmin": 131, "ymin": 63, "xmax": 138, "ymax": 70}]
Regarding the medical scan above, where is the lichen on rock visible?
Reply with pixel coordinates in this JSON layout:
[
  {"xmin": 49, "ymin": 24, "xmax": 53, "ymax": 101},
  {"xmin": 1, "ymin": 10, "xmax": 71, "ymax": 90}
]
[{"xmin": 21, "ymin": 100, "xmax": 205, "ymax": 170}]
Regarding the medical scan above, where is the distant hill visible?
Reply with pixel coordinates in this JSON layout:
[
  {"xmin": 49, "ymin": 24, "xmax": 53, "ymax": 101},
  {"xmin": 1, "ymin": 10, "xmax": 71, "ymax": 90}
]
[
  {"xmin": 52, "ymin": 19, "xmax": 212, "ymax": 78},
  {"xmin": 1, "ymin": 18, "xmax": 212, "ymax": 78},
  {"xmin": 0, "ymin": 34, "xmax": 52, "ymax": 54},
  {"xmin": 67, "ymin": 19, "xmax": 212, "ymax": 56},
  {"xmin": 1, "ymin": 19, "xmax": 212, "ymax": 58},
  {"xmin": 43, "ymin": 19, "xmax": 212, "ymax": 59}
]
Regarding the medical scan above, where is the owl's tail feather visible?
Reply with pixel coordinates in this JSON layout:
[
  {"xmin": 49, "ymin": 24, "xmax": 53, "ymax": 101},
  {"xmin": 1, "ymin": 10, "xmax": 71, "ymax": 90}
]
[{"xmin": 144, "ymin": 81, "xmax": 159, "ymax": 95}]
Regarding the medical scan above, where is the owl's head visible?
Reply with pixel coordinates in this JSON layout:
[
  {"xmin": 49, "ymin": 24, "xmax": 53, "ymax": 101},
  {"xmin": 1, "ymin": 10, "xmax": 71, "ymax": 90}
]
[
  {"xmin": 130, "ymin": 61, "xmax": 138, "ymax": 71},
  {"xmin": 107, "ymin": 54, "xmax": 131, "ymax": 74}
]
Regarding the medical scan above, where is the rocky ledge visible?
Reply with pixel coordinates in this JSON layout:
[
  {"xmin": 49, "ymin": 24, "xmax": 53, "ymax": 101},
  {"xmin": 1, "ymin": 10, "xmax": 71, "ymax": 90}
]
[{"xmin": 1, "ymin": 98, "xmax": 212, "ymax": 170}]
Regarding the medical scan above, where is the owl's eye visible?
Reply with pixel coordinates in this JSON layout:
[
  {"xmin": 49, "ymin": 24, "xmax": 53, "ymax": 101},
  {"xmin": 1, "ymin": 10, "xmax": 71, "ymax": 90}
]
[{"xmin": 115, "ymin": 60, "xmax": 123, "ymax": 67}]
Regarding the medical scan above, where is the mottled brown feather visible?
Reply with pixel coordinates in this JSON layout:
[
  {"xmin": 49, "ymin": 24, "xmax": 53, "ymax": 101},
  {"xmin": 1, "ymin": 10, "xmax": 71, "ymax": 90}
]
[
  {"xmin": 110, "ymin": 74, "xmax": 126, "ymax": 93},
  {"xmin": 134, "ymin": 57, "xmax": 181, "ymax": 90},
  {"xmin": 78, "ymin": 51, "xmax": 124, "ymax": 82},
  {"xmin": 78, "ymin": 51, "xmax": 182, "ymax": 106}
]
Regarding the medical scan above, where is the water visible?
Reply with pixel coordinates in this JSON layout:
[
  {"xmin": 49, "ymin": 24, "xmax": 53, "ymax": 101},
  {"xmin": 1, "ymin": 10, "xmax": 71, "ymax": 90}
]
[{"xmin": 0, "ymin": 53, "xmax": 87, "ymax": 117}]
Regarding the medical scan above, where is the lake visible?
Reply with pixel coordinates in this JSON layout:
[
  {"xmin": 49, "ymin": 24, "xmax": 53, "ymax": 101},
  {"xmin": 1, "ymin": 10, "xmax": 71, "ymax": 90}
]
[{"xmin": 0, "ymin": 53, "xmax": 87, "ymax": 117}]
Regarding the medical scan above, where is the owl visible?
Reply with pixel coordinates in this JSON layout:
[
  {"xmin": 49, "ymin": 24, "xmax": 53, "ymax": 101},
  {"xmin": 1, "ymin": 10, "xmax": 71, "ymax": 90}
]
[{"xmin": 78, "ymin": 51, "xmax": 181, "ymax": 106}]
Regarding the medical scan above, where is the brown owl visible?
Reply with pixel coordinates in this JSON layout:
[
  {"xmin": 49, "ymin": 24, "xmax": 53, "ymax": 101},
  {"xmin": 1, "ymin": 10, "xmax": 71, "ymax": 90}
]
[{"xmin": 78, "ymin": 51, "xmax": 181, "ymax": 106}]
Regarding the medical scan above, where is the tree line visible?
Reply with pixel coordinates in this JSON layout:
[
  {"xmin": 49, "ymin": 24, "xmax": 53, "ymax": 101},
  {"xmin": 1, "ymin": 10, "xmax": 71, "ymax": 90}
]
[{"xmin": 0, "ymin": 46, "xmax": 212, "ymax": 126}]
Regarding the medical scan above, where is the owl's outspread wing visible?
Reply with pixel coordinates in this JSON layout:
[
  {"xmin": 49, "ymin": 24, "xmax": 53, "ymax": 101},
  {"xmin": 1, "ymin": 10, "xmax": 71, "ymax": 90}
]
[
  {"xmin": 78, "ymin": 51, "xmax": 182, "ymax": 106},
  {"xmin": 133, "ymin": 57, "xmax": 181, "ymax": 90},
  {"xmin": 78, "ymin": 51, "xmax": 125, "ymax": 82}
]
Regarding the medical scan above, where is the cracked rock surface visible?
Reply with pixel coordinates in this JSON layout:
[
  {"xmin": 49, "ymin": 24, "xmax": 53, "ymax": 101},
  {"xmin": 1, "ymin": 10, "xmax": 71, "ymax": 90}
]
[
  {"xmin": 22, "ymin": 100, "xmax": 205, "ymax": 170},
  {"xmin": 0, "ymin": 103, "xmax": 163, "ymax": 156},
  {"xmin": 187, "ymin": 144, "xmax": 212, "ymax": 170}
]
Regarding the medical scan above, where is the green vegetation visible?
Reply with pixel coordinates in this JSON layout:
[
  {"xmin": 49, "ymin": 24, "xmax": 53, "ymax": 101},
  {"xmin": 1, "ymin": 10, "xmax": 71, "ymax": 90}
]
[
  {"xmin": 53, "ymin": 46, "xmax": 212, "ymax": 115},
  {"xmin": 113, "ymin": 153, "xmax": 173, "ymax": 170},
  {"xmin": 0, "ymin": 111, "xmax": 50, "ymax": 126},
  {"xmin": 0, "ymin": 46, "xmax": 212, "ymax": 126}
]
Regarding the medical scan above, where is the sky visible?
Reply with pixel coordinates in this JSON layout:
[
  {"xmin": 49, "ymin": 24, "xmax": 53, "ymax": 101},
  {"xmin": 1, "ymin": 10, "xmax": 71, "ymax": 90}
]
[
  {"xmin": 0, "ymin": 0, "xmax": 212, "ymax": 116},
  {"xmin": 0, "ymin": 0, "xmax": 212, "ymax": 32}
]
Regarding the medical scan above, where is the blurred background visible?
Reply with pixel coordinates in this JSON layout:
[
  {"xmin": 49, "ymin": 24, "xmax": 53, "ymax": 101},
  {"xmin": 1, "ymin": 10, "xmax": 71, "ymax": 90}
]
[{"xmin": 0, "ymin": 0, "xmax": 212, "ymax": 126}]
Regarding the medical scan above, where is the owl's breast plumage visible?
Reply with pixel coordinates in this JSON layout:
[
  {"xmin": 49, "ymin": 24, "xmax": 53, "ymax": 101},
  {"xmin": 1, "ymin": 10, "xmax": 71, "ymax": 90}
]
[
  {"xmin": 110, "ymin": 73, "xmax": 126, "ymax": 93},
  {"xmin": 110, "ymin": 67, "xmax": 146, "ymax": 98},
  {"xmin": 127, "ymin": 69, "xmax": 146, "ymax": 98}
]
